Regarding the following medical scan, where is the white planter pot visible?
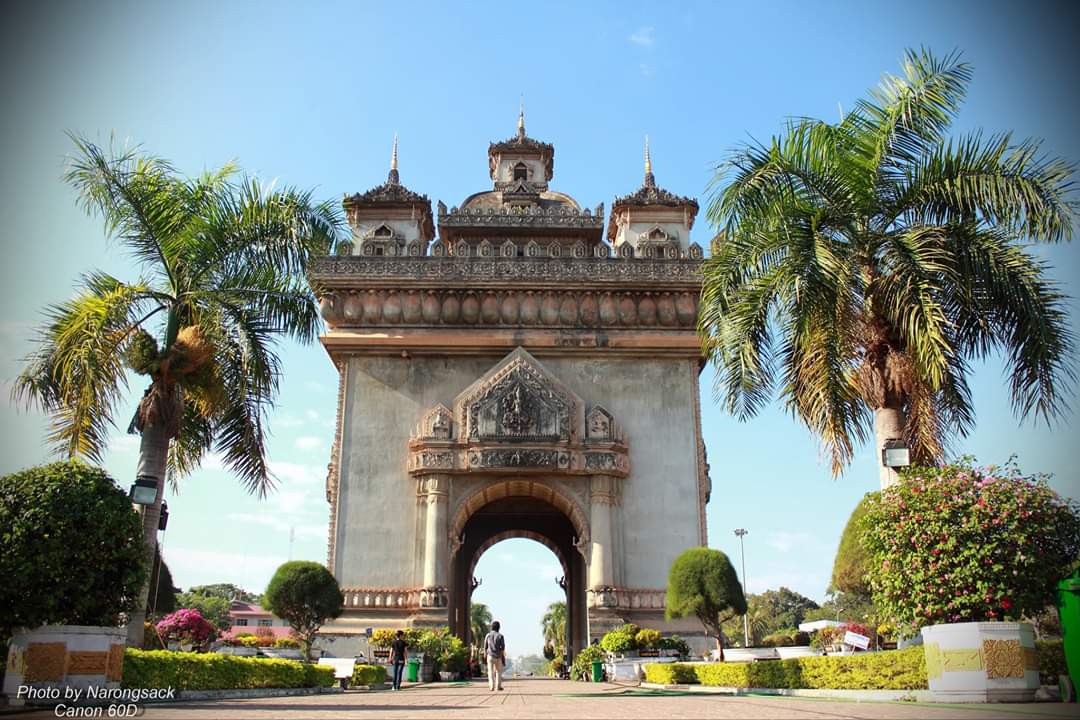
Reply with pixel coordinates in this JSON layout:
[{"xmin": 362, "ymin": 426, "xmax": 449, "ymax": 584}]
[
  {"xmin": 776, "ymin": 646, "xmax": 822, "ymax": 659},
  {"xmin": 921, "ymin": 622, "xmax": 1039, "ymax": 703},
  {"xmin": 261, "ymin": 648, "xmax": 303, "ymax": 660},
  {"xmin": 222, "ymin": 647, "xmax": 259, "ymax": 656},
  {"xmin": 4, "ymin": 625, "xmax": 125, "ymax": 705}
]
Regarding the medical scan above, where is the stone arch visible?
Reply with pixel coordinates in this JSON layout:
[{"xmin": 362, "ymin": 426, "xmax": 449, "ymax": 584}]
[
  {"xmin": 467, "ymin": 529, "xmax": 568, "ymax": 581},
  {"xmin": 449, "ymin": 478, "xmax": 589, "ymax": 553}
]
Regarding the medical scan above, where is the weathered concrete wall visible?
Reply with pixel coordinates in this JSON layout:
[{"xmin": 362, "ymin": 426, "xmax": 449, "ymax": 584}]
[{"xmin": 334, "ymin": 351, "xmax": 702, "ymax": 593}]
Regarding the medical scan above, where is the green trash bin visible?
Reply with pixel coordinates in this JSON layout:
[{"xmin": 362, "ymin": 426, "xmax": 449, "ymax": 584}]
[
  {"xmin": 591, "ymin": 659, "xmax": 603, "ymax": 683},
  {"xmin": 1059, "ymin": 570, "xmax": 1080, "ymax": 701},
  {"xmin": 406, "ymin": 658, "xmax": 420, "ymax": 683}
]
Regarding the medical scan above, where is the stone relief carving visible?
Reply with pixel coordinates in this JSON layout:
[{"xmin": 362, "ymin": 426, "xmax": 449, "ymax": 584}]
[
  {"xmin": 459, "ymin": 350, "xmax": 577, "ymax": 443},
  {"xmin": 417, "ymin": 404, "xmax": 453, "ymax": 440},
  {"xmin": 409, "ymin": 350, "xmax": 628, "ymax": 478},
  {"xmin": 310, "ymin": 255, "xmax": 703, "ymax": 284}
]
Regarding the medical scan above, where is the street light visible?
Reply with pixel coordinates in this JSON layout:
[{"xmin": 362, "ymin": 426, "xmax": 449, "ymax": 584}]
[
  {"xmin": 881, "ymin": 438, "xmax": 911, "ymax": 468},
  {"xmin": 734, "ymin": 528, "xmax": 749, "ymax": 648},
  {"xmin": 128, "ymin": 475, "xmax": 158, "ymax": 505}
]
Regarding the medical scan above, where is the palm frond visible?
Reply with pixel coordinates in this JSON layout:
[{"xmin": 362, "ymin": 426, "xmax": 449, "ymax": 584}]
[{"xmin": 13, "ymin": 273, "xmax": 163, "ymax": 460}]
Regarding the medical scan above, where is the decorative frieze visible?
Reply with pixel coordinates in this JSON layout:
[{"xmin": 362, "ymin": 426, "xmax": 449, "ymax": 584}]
[
  {"xmin": 319, "ymin": 287, "xmax": 699, "ymax": 329},
  {"xmin": 309, "ymin": 254, "xmax": 703, "ymax": 286}
]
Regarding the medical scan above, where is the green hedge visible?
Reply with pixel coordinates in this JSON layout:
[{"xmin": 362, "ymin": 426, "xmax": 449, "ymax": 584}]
[
  {"xmin": 351, "ymin": 664, "xmax": 389, "ymax": 686},
  {"xmin": 644, "ymin": 647, "xmax": 926, "ymax": 690},
  {"xmin": 1037, "ymin": 640, "xmax": 1066, "ymax": 686},
  {"xmin": 640, "ymin": 641, "xmax": 1072, "ymax": 691},
  {"xmin": 123, "ymin": 650, "xmax": 334, "ymax": 690}
]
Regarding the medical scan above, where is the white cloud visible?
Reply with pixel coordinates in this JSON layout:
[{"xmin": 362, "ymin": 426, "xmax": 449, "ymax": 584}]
[
  {"xmin": 165, "ymin": 547, "xmax": 283, "ymax": 594},
  {"xmin": 225, "ymin": 512, "xmax": 326, "ymax": 540},
  {"xmin": 107, "ymin": 434, "xmax": 141, "ymax": 455},
  {"xmin": 629, "ymin": 26, "xmax": 655, "ymax": 47},
  {"xmin": 267, "ymin": 460, "xmax": 323, "ymax": 487},
  {"xmin": 294, "ymin": 436, "xmax": 323, "ymax": 451},
  {"xmin": 766, "ymin": 531, "xmax": 820, "ymax": 554},
  {"xmin": 304, "ymin": 381, "xmax": 327, "ymax": 393}
]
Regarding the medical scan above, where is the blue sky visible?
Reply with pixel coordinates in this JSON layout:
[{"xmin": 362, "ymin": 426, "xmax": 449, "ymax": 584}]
[{"xmin": 1, "ymin": 1, "xmax": 1078, "ymax": 657}]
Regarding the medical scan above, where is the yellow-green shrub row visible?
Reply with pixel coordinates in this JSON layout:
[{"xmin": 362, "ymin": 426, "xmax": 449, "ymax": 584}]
[
  {"xmin": 351, "ymin": 664, "xmax": 389, "ymax": 686},
  {"xmin": 644, "ymin": 647, "xmax": 926, "ymax": 690},
  {"xmin": 122, "ymin": 650, "xmax": 335, "ymax": 690}
]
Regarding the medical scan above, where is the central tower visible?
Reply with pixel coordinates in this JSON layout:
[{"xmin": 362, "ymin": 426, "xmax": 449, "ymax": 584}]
[{"xmin": 313, "ymin": 117, "xmax": 710, "ymax": 659}]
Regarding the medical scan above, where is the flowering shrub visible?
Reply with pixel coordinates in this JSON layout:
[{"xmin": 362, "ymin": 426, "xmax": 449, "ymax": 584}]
[
  {"xmin": 862, "ymin": 460, "xmax": 1080, "ymax": 634},
  {"xmin": 156, "ymin": 608, "xmax": 214, "ymax": 647}
]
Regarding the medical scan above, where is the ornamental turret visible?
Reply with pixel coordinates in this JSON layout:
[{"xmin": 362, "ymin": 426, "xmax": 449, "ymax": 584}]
[
  {"xmin": 342, "ymin": 135, "xmax": 435, "ymax": 257},
  {"xmin": 436, "ymin": 108, "xmax": 605, "ymax": 255},
  {"xmin": 608, "ymin": 137, "xmax": 700, "ymax": 255}
]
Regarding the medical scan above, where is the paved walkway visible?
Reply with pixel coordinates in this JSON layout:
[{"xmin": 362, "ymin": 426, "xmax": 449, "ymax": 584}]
[{"xmin": 19, "ymin": 679, "xmax": 1080, "ymax": 719}]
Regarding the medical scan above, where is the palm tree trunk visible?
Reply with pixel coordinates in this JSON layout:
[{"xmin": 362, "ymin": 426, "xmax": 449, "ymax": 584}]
[
  {"xmin": 125, "ymin": 422, "xmax": 170, "ymax": 647},
  {"xmin": 874, "ymin": 404, "xmax": 906, "ymax": 489}
]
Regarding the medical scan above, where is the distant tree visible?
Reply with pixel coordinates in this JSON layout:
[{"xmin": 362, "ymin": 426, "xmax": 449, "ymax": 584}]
[
  {"xmin": 175, "ymin": 592, "xmax": 232, "ymax": 632},
  {"xmin": 470, "ymin": 602, "xmax": 492, "ymax": 645},
  {"xmin": 264, "ymin": 561, "xmax": 344, "ymax": 661},
  {"xmin": 186, "ymin": 584, "xmax": 260, "ymax": 603},
  {"xmin": 666, "ymin": 548, "xmax": 747, "ymax": 661},
  {"xmin": 146, "ymin": 548, "xmax": 179, "ymax": 616},
  {"xmin": 802, "ymin": 591, "xmax": 878, "ymax": 626},
  {"xmin": 540, "ymin": 601, "xmax": 567, "ymax": 658},
  {"xmin": 831, "ymin": 495, "xmax": 877, "ymax": 598},
  {"xmin": 721, "ymin": 587, "xmax": 820, "ymax": 645}
]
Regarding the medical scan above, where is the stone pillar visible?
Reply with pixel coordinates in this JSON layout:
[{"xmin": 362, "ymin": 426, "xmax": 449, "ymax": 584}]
[
  {"xmin": 588, "ymin": 475, "xmax": 617, "ymax": 590},
  {"xmin": 418, "ymin": 474, "xmax": 449, "ymax": 607}
]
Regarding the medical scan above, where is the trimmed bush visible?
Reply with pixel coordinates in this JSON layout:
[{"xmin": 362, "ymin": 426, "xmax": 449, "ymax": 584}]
[
  {"xmin": 600, "ymin": 624, "xmax": 639, "ymax": 654},
  {"xmin": 351, "ymin": 663, "xmax": 389, "ymax": 686},
  {"xmin": 658, "ymin": 635, "xmax": 690, "ymax": 657},
  {"xmin": 122, "ymin": 649, "xmax": 333, "ymax": 690},
  {"xmin": 635, "ymin": 629, "xmax": 662, "ymax": 649},
  {"xmin": 1037, "ymin": 640, "xmax": 1066, "ymax": 686},
  {"xmin": 273, "ymin": 637, "xmax": 301, "ymax": 649},
  {"xmin": 644, "ymin": 647, "xmax": 927, "ymax": 690},
  {"xmin": 569, "ymin": 645, "xmax": 605, "ymax": 681},
  {"xmin": 643, "ymin": 663, "xmax": 698, "ymax": 684},
  {"xmin": 264, "ymin": 561, "xmax": 344, "ymax": 661},
  {"xmin": 1, "ymin": 461, "xmax": 146, "ymax": 639}
]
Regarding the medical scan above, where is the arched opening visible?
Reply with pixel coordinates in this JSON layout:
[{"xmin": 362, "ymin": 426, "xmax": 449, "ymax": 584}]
[
  {"xmin": 447, "ymin": 485, "xmax": 588, "ymax": 662},
  {"xmin": 513, "ymin": 162, "xmax": 529, "ymax": 182},
  {"xmin": 470, "ymin": 535, "xmax": 566, "ymax": 675}
]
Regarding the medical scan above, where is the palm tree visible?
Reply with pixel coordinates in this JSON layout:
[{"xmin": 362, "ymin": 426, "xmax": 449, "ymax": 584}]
[
  {"xmin": 540, "ymin": 601, "xmax": 567, "ymax": 658},
  {"xmin": 700, "ymin": 48, "xmax": 1076, "ymax": 488},
  {"xmin": 14, "ymin": 136, "xmax": 341, "ymax": 644},
  {"xmin": 470, "ymin": 602, "xmax": 492, "ymax": 647}
]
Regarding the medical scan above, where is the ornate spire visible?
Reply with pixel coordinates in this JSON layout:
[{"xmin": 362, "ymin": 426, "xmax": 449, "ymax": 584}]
[
  {"xmin": 387, "ymin": 133, "xmax": 400, "ymax": 185},
  {"xmin": 517, "ymin": 97, "xmax": 526, "ymax": 139},
  {"xmin": 644, "ymin": 135, "xmax": 655, "ymax": 188}
]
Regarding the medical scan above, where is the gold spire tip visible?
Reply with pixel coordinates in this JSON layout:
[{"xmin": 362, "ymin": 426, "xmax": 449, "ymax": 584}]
[
  {"xmin": 644, "ymin": 135, "xmax": 652, "ymax": 175},
  {"xmin": 391, "ymin": 132, "xmax": 399, "ymax": 171}
]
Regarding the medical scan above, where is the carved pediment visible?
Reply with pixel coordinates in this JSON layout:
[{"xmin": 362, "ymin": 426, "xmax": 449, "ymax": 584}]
[
  {"xmin": 416, "ymin": 404, "xmax": 453, "ymax": 441},
  {"xmin": 454, "ymin": 348, "xmax": 581, "ymax": 443},
  {"xmin": 408, "ymin": 348, "xmax": 627, "ymax": 476}
]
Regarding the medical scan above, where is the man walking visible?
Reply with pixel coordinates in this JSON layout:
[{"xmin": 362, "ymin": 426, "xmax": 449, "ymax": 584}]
[
  {"xmin": 482, "ymin": 620, "xmax": 506, "ymax": 691},
  {"xmin": 389, "ymin": 629, "xmax": 408, "ymax": 690}
]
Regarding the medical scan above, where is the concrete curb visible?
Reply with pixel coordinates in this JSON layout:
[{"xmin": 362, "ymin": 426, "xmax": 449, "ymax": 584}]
[
  {"xmin": 639, "ymin": 683, "xmax": 1063, "ymax": 704},
  {"xmin": 639, "ymin": 683, "xmax": 931, "ymax": 702}
]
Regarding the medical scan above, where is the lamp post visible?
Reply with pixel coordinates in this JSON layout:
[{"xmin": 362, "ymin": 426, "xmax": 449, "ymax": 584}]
[{"xmin": 734, "ymin": 528, "xmax": 749, "ymax": 648}]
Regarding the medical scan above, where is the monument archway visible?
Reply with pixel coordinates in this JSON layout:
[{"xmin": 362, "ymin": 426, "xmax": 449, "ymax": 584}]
[
  {"xmin": 313, "ymin": 121, "xmax": 713, "ymax": 659},
  {"xmin": 448, "ymin": 482, "xmax": 588, "ymax": 656}
]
